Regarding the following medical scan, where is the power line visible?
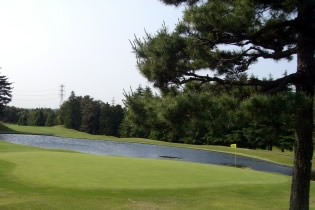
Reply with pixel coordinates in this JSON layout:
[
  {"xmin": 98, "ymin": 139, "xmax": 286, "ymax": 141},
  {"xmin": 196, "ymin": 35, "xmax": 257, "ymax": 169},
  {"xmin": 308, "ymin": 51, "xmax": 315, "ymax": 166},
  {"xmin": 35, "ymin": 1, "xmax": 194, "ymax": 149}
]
[
  {"xmin": 13, "ymin": 98, "xmax": 59, "ymax": 102},
  {"xmin": 13, "ymin": 89, "xmax": 58, "ymax": 92},
  {"xmin": 14, "ymin": 93, "xmax": 58, "ymax": 97}
]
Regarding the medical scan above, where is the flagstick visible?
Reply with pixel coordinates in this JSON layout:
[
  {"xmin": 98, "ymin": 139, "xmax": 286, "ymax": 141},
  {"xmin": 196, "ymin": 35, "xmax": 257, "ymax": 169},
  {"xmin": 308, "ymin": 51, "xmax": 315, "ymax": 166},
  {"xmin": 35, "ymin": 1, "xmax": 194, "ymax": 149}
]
[{"xmin": 234, "ymin": 147, "xmax": 236, "ymax": 168}]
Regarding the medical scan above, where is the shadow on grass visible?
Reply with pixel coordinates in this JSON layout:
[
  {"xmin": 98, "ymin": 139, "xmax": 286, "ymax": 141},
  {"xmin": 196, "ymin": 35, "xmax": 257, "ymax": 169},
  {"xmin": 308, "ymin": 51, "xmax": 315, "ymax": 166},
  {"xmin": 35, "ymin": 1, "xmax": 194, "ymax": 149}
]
[{"xmin": 0, "ymin": 123, "xmax": 20, "ymax": 134}]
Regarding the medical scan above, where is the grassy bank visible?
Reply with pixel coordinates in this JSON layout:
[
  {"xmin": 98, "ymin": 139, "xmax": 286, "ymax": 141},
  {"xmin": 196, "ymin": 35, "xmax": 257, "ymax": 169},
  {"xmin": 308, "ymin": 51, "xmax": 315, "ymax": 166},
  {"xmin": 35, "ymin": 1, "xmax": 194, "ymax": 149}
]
[
  {"xmin": 0, "ymin": 123, "xmax": 300, "ymax": 167},
  {"xmin": 1, "ymin": 140, "xmax": 314, "ymax": 209}
]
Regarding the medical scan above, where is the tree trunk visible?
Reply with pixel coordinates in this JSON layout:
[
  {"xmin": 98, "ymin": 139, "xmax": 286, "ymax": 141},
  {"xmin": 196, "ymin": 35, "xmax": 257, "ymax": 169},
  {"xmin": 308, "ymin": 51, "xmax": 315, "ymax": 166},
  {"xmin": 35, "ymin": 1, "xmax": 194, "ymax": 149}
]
[
  {"xmin": 289, "ymin": 1, "xmax": 315, "ymax": 209},
  {"xmin": 290, "ymin": 93, "xmax": 314, "ymax": 210}
]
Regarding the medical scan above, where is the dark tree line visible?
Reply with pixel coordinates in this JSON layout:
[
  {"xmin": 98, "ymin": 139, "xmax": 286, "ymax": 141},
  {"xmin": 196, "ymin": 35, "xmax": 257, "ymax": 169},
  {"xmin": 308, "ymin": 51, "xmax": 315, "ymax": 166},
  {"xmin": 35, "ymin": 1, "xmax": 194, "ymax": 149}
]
[
  {"xmin": 1, "ymin": 84, "xmax": 296, "ymax": 151},
  {"xmin": 0, "ymin": 107, "xmax": 58, "ymax": 126},
  {"xmin": 59, "ymin": 91, "xmax": 124, "ymax": 136},
  {"xmin": 121, "ymin": 83, "xmax": 295, "ymax": 151},
  {"xmin": 0, "ymin": 91, "xmax": 124, "ymax": 137}
]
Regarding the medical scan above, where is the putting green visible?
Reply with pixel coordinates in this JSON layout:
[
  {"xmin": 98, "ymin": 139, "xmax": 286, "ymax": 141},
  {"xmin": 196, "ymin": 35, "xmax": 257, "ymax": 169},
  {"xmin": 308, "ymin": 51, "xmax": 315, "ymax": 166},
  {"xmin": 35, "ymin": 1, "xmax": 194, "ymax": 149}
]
[
  {"xmin": 2, "ymin": 141, "xmax": 315, "ymax": 210},
  {"xmin": 0, "ymin": 151, "xmax": 289, "ymax": 190}
]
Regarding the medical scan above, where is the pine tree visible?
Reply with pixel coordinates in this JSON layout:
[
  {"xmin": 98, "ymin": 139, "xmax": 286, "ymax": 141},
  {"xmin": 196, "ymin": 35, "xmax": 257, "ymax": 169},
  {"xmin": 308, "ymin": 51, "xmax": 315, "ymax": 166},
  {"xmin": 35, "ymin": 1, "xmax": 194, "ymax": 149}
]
[
  {"xmin": 62, "ymin": 91, "xmax": 81, "ymax": 130},
  {"xmin": 132, "ymin": 1, "xmax": 315, "ymax": 209},
  {"xmin": 0, "ymin": 73, "xmax": 12, "ymax": 114}
]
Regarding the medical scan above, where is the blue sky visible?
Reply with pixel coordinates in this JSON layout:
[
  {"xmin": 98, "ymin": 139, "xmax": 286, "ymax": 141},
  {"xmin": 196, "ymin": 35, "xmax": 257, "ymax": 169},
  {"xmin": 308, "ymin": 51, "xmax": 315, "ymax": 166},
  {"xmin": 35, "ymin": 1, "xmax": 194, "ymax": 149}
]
[{"xmin": 0, "ymin": 0, "xmax": 296, "ymax": 108}]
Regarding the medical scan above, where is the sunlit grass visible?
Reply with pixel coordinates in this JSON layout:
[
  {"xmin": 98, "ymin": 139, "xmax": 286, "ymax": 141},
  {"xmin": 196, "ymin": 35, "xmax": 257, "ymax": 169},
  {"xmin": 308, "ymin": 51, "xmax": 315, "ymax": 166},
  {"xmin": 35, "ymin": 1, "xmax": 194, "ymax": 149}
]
[{"xmin": 1, "ymin": 141, "xmax": 314, "ymax": 210}]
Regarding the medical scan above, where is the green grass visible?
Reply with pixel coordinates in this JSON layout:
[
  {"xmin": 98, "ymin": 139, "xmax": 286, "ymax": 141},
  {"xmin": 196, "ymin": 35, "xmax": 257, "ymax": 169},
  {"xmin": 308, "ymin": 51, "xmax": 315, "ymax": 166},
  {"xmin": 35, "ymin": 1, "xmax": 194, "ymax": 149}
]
[
  {"xmin": 1, "ymin": 140, "xmax": 315, "ymax": 209},
  {"xmin": 0, "ymin": 123, "xmax": 302, "ymax": 167}
]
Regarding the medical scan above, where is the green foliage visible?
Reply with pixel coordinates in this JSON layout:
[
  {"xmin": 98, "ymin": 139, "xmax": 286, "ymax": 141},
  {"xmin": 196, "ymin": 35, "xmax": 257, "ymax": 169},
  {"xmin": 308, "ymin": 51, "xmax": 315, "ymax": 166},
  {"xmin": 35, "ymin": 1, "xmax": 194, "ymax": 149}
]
[
  {"xmin": 45, "ymin": 111, "xmax": 57, "ymax": 127},
  {"xmin": 121, "ymin": 86, "xmax": 164, "ymax": 139},
  {"xmin": 61, "ymin": 91, "xmax": 82, "ymax": 130},
  {"xmin": 58, "ymin": 92, "xmax": 124, "ymax": 136},
  {"xmin": 121, "ymin": 84, "xmax": 295, "ymax": 150},
  {"xmin": 0, "ymin": 73, "xmax": 12, "ymax": 114},
  {"xmin": 238, "ymin": 94, "xmax": 295, "ymax": 150},
  {"xmin": 133, "ymin": 0, "xmax": 299, "ymax": 89},
  {"xmin": 100, "ymin": 103, "xmax": 124, "ymax": 136},
  {"xmin": 17, "ymin": 111, "xmax": 29, "ymax": 126},
  {"xmin": 28, "ymin": 109, "xmax": 45, "ymax": 126},
  {"xmin": 0, "ymin": 107, "xmax": 57, "ymax": 127},
  {"xmin": 0, "ymin": 106, "xmax": 23, "ymax": 123},
  {"xmin": 80, "ymin": 96, "xmax": 101, "ymax": 134}
]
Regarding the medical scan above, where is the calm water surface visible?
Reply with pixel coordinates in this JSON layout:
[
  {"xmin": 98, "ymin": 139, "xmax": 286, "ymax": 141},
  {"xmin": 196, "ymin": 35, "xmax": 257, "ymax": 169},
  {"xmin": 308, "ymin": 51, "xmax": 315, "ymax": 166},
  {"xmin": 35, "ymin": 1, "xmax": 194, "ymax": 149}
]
[{"xmin": 0, "ymin": 134, "xmax": 292, "ymax": 176}]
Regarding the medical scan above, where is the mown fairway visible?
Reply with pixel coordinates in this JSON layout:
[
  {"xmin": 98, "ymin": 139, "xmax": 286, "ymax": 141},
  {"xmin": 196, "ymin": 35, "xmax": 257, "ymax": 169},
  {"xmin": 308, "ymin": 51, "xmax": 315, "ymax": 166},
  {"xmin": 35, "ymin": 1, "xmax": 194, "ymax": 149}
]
[{"xmin": 0, "ymin": 140, "xmax": 315, "ymax": 210}]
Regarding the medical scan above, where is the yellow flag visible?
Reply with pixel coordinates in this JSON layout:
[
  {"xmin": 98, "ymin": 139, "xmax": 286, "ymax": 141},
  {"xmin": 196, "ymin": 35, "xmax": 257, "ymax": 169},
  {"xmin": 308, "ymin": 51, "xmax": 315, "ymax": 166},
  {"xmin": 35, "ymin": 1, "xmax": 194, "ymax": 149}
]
[{"xmin": 230, "ymin": 144, "xmax": 237, "ymax": 149}]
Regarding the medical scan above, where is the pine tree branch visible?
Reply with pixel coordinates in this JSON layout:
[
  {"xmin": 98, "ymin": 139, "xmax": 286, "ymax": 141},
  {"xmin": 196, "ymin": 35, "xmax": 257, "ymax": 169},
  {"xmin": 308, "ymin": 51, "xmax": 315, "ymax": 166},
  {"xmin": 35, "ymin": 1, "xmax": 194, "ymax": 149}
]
[
  {"xmin": 178, "ymin": 72, "xmax": 303, "ymax": 92},
  {"xmin": 245, "ymin": 47, "xmax": 297, "ymax": 60}
]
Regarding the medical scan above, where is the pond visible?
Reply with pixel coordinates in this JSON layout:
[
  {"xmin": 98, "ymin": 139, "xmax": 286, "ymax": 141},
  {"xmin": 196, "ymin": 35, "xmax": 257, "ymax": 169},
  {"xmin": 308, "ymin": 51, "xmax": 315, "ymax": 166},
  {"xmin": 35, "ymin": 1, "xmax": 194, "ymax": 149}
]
[{"xmin": 0, "ymin": 134, "xmax": 292, "ymax": 176}]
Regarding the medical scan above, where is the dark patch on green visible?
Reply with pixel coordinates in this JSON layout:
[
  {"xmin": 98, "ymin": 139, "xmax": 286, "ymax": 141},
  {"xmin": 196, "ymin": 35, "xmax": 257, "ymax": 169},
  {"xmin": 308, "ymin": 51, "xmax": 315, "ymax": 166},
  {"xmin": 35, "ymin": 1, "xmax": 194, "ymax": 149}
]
[
  {"xmin": 159, "ymin": 155, "xmax": 181, "ymax": 159},
  {"xmin": 223, "ymin": 163, "xmax": 248, "ymax": 169}
]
